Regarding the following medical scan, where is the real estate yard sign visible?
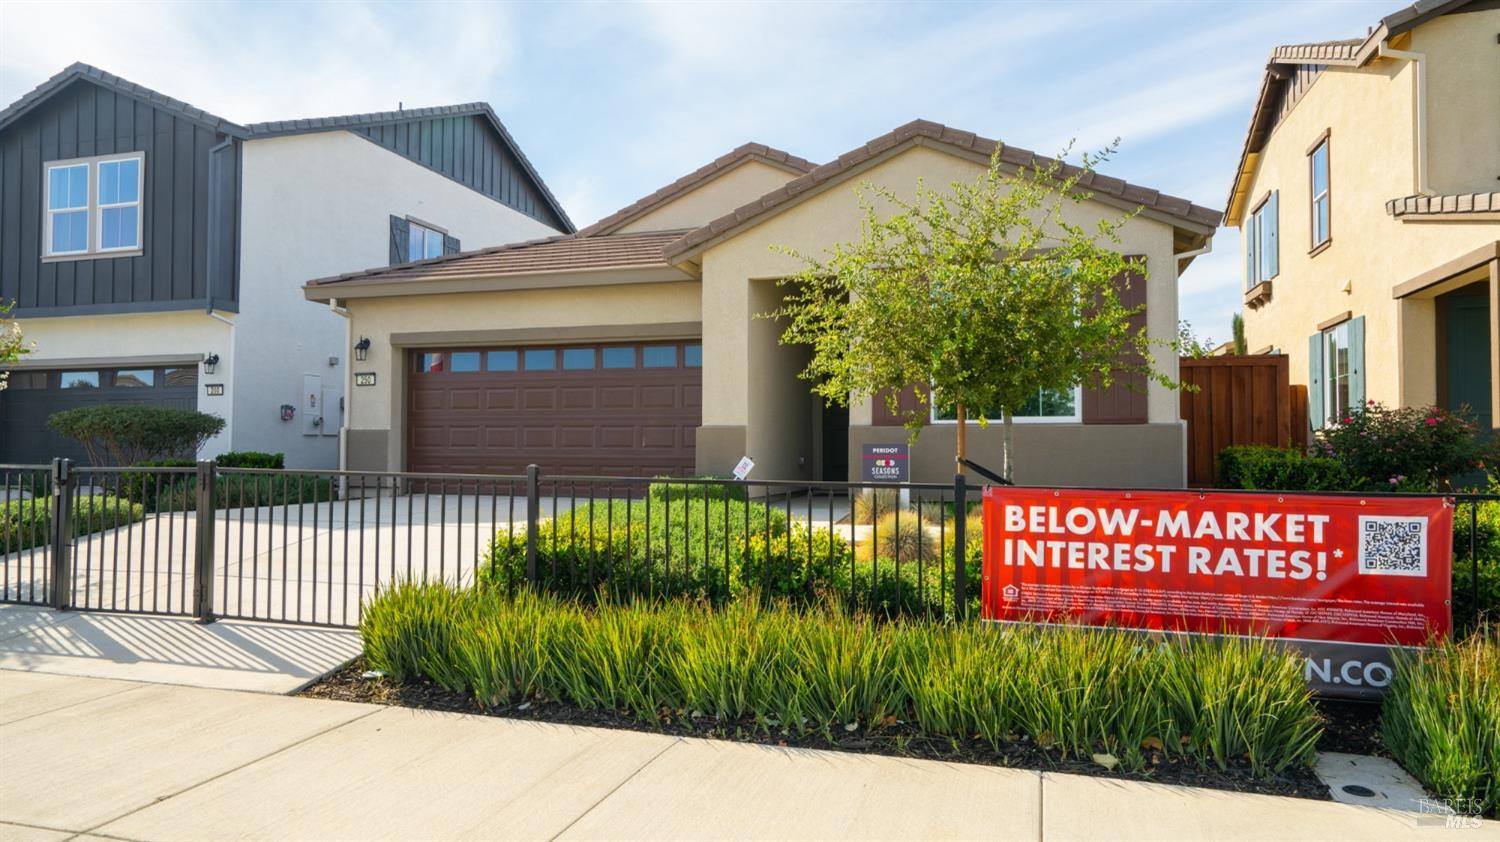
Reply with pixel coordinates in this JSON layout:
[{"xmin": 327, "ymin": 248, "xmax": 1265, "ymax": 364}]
[{"xmin": 981, "ymin": 487, "xmax": 1453, "ymax": 699}]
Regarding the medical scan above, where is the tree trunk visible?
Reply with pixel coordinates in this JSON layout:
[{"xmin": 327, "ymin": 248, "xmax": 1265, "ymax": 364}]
[
  {"xmin": 955, "ymin": 401, "xmax": 967, "ymax": 472},
  {"xmin": 1002, "ymin": 408, "xmax": 1015, "ymax": 483}
]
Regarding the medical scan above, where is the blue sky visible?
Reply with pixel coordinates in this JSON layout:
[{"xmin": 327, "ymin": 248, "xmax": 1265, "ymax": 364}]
[{"xmin": 1, "ymin": 0, "xmax": 1393, "ymax": 344}]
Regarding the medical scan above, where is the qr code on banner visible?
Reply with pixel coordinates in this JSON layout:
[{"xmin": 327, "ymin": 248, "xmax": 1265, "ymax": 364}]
[{"xmin": 1358, "ymin": 516, "xmax": 1428, "ymax": 577}]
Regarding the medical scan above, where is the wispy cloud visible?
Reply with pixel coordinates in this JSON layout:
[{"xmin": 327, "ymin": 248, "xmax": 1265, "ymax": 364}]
[{"xmin": 0, "ymin": 0, "xmax": 1392, "ymax": 332}]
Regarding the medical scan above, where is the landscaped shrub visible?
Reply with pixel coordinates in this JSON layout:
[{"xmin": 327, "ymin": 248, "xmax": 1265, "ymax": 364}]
[
  {"xmin": 215, "ymin": 451, "xmax": 285, "ymax": 469},
  {"xmin": 117, "ymin": 462, "xmax": 335, "ymax": 512},
  {"xmin": 482, "ymin": 492, "xmax": 824, "ymax": 603},
  {"xmin": 1452, "ymin": 490, "xmax": 1500, "ymax": 636},
  {"xmin": 1216, "ymin": 445, "xmax": 1353, "ymax": 492},
  {"xmin": 647, "ymin": 477, "xmax": 747, "ymax": 504},
  {"xmin": 1315, "ymin": 401, "xmax": 1493, "ymax": 491},
  {"xmin": 1380, "ymin": 633, "xmax": 1499, "ymax": 816},
  {"xmin": 1, "ymin": 494, "xmax": 145, "ymax": 554},
  {"xmin": 46, "ymin": 405, "xmax": 225, "ymax": 466},
  {"xmin": 858, "ymin": 510, "xmax": 937, "ymax": 563},
  {"xmin": 853, "ymin": 488, "xmax": 900, "ymax": 524},
  {"xmin": 359, "ymin": 584, "xmax": 1324, "ymax": 779}
]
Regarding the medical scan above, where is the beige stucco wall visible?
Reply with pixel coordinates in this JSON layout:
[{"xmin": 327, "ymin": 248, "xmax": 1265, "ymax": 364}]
[
  {"xmin": 1237, "ymin": 10, "xmax": 1500, "ymax": 413},
  {"xmin": 339, "ymin": 280, "xmax": 702, "ymax": 471},
  {"xmin": 616, "ymin": 160, "xmax": 803, "ymax": 234},
  {"xmin": 1418, "ymin": 11, "xmax": 1500, "ymax": 196},
  {"xmin": 696, "ymin": 141, "xmax": 1186, "ymax": 484}
]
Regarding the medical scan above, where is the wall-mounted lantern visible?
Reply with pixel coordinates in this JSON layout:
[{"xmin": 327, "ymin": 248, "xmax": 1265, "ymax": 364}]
[
  {"xmin": 203, "ymin": 353, "xmax": 220, "ymax": 374},
  {"xmin": 354, "ymin": 337, "xmax": 371, "ymax": 362}
]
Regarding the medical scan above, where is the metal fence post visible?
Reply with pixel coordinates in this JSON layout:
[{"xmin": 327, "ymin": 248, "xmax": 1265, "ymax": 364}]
[
  {"xmin": 525, "ymin": 464, "xmax": 540, "ymax": 585},
  {"xmin": 953, "ymin": 472, "xmax": 968, "ymax": 621},
  {"xmin": 49, "ymin": 458, "xmax": 74, "ymax": 611},
  {"xmin": 193, "ymin": 459, "xmax": 217, "ymax": 623}
]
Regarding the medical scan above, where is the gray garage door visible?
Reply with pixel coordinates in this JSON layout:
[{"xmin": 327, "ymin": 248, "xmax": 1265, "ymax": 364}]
[{"xmin": 0, "ymin": 366, "xmax": 199, "ymax": 465}]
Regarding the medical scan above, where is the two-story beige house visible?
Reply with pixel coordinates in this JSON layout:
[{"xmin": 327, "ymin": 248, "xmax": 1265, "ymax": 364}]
[{"xmin": 1227, "ymin": 0, "xmax": 1499, "ymax": 433}]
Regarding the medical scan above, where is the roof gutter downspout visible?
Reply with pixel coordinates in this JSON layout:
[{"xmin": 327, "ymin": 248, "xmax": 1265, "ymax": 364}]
[{"xmin": 1377, "ymin": 40, "xmax": 1430, "ymax": 196}]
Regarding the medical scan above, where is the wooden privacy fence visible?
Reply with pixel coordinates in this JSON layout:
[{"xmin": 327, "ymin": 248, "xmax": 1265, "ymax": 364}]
[{"xmin": 1180, "ymin": 355, "xmax": 1309, "ymax": 486}]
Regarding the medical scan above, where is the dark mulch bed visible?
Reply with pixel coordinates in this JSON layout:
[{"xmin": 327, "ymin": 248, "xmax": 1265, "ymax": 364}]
[
  {"xmin": 303, "ymin": 657, "xmax": 1334, "ymax": 802},
  {"xmin": 1314, "ymin": 699, "xmax": 1386, "ymax": 757}
]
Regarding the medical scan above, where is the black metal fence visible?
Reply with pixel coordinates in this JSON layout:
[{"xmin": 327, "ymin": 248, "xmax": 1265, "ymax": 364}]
[{"xmin": 2, "ymin": 459, "xmax": 1493, "ymax": 632}]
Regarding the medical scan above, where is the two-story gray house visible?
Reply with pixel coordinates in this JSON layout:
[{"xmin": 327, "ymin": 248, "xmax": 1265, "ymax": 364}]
[{"xmin": 0, "ymin": 62, "xmax": 572, "ymax": 467}]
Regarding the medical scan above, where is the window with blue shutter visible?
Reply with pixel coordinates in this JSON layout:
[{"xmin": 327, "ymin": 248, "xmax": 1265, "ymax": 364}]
[
  {"xmin": 1245, "ymin": 191, "xmax": 1279, "ymax": 288},
  {"xmin": 443, "ymin": 234, "xmax": 460, "ymax": 255}
]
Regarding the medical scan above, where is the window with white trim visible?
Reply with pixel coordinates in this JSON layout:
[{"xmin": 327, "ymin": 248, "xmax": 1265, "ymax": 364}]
[
  {"xmin": 930, "ymin": 386, "xmax": 1081, "ymax": 423},
  {"xmin": 43, "ymin": 152, "xmax": 144, "ymax": 258},
  {"xmin": 1322, "ymin": 321, "xmax": 1351, "ymax": 426},
  {"xmin": 407, "ymin": 221, "xmax": 445, "ymax": 261}
]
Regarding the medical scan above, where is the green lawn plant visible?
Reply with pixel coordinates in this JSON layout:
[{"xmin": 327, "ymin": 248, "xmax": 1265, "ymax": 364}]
[
  {"xmin": 360, "ymin": 583, "xmax": 1323, "ymax": 779},
  {"xmin": 1380, "ymin": 633, "xmax": 1499, "ymax": 816}
]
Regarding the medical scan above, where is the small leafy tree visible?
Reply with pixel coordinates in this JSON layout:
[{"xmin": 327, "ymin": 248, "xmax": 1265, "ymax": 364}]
[
  {"xmin": 0, "ymin": 300, "xmax": 30, "ymax": 390},
  {"xmin": 47, "ymin": 405, "xmax": 225, "ymax": 466},
  {"xmin": 1178, "ymin": 320, "xmax": 1214, "ymax": 359},
  {"xmin": 772, "ymin": 145, "xmax": 1182, "ymax": 480}
]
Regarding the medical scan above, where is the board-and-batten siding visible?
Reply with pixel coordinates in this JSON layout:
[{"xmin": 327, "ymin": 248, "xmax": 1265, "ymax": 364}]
[
  {"xmin": 0, "ymin": 79, "xmax": 239, "ymax": 315},
  {"xmin": 351, "ymin": 114, "xmax": 565, "ymax": 230}
]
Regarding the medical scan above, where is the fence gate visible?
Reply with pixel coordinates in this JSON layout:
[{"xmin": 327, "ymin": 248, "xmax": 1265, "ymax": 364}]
[{"xmin": 1180, "ymin": 354, "xmax": 1309, "ymax": 486}]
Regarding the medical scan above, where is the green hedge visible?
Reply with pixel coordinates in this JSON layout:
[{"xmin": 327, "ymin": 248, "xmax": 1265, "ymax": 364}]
[
  {"xmin": 46, "ymin": 404, "xmax": 224, "ymax": 466},
  {"xmin": 1, "ymin": 494, "xmax": 144, "ymax": 554},
  {"xmin": 1380, "ymin": 634, "xmax": 1499, "ymax": 816},
  {"xmin": 1216, "ymin": 446, "xmax": 1353, "ymax": 492},
  {"xmin": 481, "ymin": 483, "xmax": 973, "ymax": 617},
  {"xmin": 215, "ymin": 451, "xmax": 285, "ymax": 469},
  {"xmin": 361, "ymin": 585, "xmax": 1323, "ymax": 779},
  {"xmin": 118, "ymin": 462, "xmax": 335, "ymax": 513}
]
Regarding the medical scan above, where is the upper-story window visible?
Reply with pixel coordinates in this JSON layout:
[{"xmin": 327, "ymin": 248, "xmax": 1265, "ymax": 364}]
[
  {"xmin": 407, "ymin": 220, "xmax": 446, "ymax": 261},
  {"xmin": 1309, "ymin": 137, "xmax": 1330, "ymax": 249},
  {"xmin": 1245, "ymin": 191, "xmax": 1279, "ymax": 289},
  {"xmin": 44, "ymin": 152, "xmax": 144, "ymax": 258}
]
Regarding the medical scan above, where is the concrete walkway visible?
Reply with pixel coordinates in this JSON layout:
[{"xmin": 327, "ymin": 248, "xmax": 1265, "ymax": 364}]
[
  {"xmin": 1, "ymin": 672, "xmax": 1492, "ymax": 842},
  {"xmin": 0, "ymin": 605, "xmax": 358, "ymax": 693}
]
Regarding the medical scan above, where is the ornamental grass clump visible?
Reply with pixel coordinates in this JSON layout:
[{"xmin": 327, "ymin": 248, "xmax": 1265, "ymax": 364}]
[
  {"xmin": 1380, "ymin": 633, "xmax": 1499, "ymax": 815},
  {"xmin": 358, "ymin": 584, "xmax": 1323, "ymax": 779}
]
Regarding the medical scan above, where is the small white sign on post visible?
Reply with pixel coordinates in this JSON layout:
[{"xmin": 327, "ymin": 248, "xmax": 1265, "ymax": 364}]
[{"xmin": 732, "ymin": 456, "xmax": 755, "ymax": 480}]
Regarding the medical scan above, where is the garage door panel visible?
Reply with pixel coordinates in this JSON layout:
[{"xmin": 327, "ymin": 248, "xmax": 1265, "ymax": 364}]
[
  {"xmin": 639, "ymin": 385, "xmax": 679, "ymax": 409},
  {"xmin": 448, "ymin": 388, "xmax": 482, "ymax": 411},
  {"xmin": 523, "ymin": 389, "xmax": 557, "ymax": 411},
  {"xmin": 485, "ymin": 388, "xmax": 518, "ymax": 410},
  {"xmin": 407, "ymin": 342, "xmax": 700, "ymax": 477}
]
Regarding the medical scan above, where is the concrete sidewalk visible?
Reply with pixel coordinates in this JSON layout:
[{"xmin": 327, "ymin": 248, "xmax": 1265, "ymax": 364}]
[
  {"xmin": 2, "ymin": 672, "xmax": 1491, "ymax": 842},
  {"xmin": 0, "ymin": 605, "xmax": 359, "ymax": 693}
]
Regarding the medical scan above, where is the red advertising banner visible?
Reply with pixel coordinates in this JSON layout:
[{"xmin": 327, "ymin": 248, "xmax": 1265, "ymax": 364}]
[{"xmin": 981, "ymin": 488, "xmax": 1453, "ymax": 650}]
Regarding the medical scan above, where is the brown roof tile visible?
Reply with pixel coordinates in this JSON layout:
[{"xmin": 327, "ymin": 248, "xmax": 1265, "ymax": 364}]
[
  {"xmin": 662, "ymin": 119, "xmax": 1221, "ymax": 263},
  {"xmin": 305, "ymin": 230, "xmax": 684, "ymax": 290},
  {"xmin": 1384, "ymin": 192, "xmax": 1500, "ymax": 218},
  {"xmin": 576, "ymin": 142, "xmax": 815, "ymax": 238}
]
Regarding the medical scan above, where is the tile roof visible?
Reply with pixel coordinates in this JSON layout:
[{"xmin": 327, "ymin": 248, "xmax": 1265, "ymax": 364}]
[
  {"xmin": 0, "ymin": 62, "xmax": 247, "ymax": 135},
  {"xmin": 578, "ymin": 143, "xmax": 816, "ymax": 237},
  {"xmin": 1270, "ymin": 39, "xmax": 1363, "ymax": 64},
  {"xmin": 663, "ymin": 119, "xmax": 1222, "ymax": 262},
  {"xmin": 1386, "ymin": 192, "xmax": 1500, "ymax": 217},
  {"xmin": 306, "ymin": 230, "xmax": 684, "ymax": 289}
]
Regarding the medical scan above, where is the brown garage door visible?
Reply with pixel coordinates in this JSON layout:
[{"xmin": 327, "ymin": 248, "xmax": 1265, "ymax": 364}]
[{"xmin": 406, "ymin": 341, "xmax": 702, "ymax": 477}]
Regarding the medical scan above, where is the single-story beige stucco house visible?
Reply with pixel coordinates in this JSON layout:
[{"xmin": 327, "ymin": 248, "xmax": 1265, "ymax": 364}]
[{"xmin": 304, "ymin": 120, "xmax": 1221, "ymax": 486}]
